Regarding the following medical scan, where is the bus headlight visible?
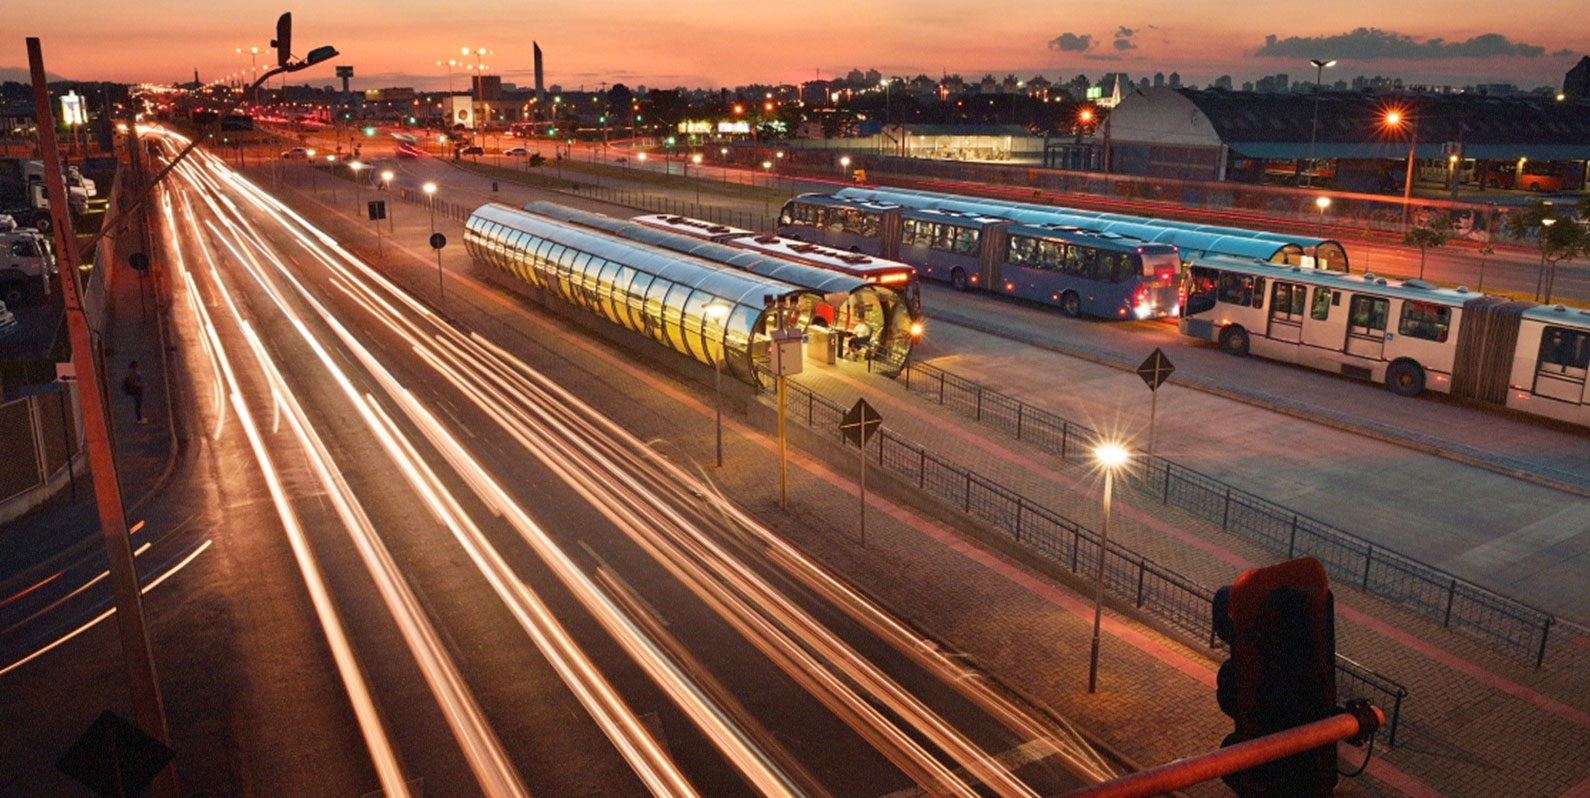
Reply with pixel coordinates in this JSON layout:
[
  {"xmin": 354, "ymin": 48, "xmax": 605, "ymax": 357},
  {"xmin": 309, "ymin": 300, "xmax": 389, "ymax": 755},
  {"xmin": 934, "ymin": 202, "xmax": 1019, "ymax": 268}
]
[{"xmin": 909, "ymin": 321, "xmax": 924, "ymax": 337}]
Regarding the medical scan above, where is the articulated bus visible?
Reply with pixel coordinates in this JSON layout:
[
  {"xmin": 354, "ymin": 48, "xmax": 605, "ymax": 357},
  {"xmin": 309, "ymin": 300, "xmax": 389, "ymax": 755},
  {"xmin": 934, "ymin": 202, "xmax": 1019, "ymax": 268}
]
[
  {"xmin": 630, "ymin": 213, "xmax": 922, "ymax": 318},
  {"xmin": 833, "ymin": 187, "xmax": 1349, "ymax": 272},
  {"xmin": 1179, "ymin": 256, "xmax": 1590, "ymax": 426},
  {"xmin": 778, "ymin": 195, "xmax": 1180, "ymax": 319}
]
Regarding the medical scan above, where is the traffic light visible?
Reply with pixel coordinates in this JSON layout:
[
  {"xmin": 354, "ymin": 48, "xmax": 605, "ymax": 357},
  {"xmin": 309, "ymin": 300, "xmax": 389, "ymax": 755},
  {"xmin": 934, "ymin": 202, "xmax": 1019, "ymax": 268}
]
[{"xmin": 1213, "ymin": 557, "xmax": 1337, "ymax": 797}]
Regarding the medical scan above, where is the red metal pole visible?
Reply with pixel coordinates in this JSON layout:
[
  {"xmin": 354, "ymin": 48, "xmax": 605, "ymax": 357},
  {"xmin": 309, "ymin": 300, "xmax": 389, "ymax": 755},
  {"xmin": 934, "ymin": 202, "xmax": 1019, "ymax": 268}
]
[{"xmin": 1058, "ymin": 705, "xmax": 1382, "ymax": 798}]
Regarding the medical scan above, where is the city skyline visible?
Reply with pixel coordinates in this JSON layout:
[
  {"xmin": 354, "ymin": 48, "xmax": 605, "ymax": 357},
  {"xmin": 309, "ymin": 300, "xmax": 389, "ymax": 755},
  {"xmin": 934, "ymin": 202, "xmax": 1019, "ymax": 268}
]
[{"xmin": 4, "ymin": 1, "xmax": 1586, "ymax": 92}]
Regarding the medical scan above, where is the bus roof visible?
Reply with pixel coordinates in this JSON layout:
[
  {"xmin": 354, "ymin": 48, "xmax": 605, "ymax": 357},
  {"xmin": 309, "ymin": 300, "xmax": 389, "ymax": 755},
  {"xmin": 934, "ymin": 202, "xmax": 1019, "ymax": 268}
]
[
  {"xmin": 729, "ymin": 235, "xmax": 916, "ymax": 277},
  {"xmin": 786, "ymin": 194, "xmax": 900, "ymax": 213},
  {"xmin": 631, "ymin": 213, "xmax": 756, "ymax": 240},
  {"xmin": 1193, "ymin": 255, "xmax": 1480, "ymax": 307},
  {"xmin": 1522, "ymin": 303, "xmax": 1590, "ymax": 330}
]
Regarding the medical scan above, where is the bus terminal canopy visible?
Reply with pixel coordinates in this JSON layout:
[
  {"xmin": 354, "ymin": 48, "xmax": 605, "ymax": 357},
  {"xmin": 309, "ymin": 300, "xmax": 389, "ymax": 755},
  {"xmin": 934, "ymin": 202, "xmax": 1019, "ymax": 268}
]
[
  {"xmin": 835, "ymin": 186, "xmax": 1348, "ymax": 271},
  {"xmin": 464, "ymin": 203, "xmax": 819, "ymax": 387},
  {"xmin": 522, "ymin": 202, "xmax": 919, "ymax": 374}
]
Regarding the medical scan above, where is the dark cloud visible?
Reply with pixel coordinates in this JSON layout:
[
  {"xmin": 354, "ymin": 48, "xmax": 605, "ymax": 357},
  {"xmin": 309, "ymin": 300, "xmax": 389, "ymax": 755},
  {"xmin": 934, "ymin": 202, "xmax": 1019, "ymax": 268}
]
[
  {"xmin": 1255, "ymin": 28, "xmax": 1560, "ymax": 60},
  {"xmin": 1047, "ymin": 33, "xmax": 1093, "ymax": 52},
  {"xmin": 1113, "ymin": 26, "xmax": 1138, "ymax": 51},
  {"xmin": 1551, "ymin": 48, "xmax": 1578, "ymax": 57}
]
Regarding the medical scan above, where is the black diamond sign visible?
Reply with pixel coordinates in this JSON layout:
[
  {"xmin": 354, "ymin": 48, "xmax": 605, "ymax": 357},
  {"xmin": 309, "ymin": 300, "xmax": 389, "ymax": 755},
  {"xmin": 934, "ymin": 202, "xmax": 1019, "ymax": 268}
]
[
  {"xmin": 57, "ymin": 711, "xmax": 174, "ymax": 797},
  {"xmin": 840, "ymin": 397, "xmax": 883, "ymax": 448},
  {"xmin": 1137, "ymin": 348, "xmax": 1175, "ymax": 392}
]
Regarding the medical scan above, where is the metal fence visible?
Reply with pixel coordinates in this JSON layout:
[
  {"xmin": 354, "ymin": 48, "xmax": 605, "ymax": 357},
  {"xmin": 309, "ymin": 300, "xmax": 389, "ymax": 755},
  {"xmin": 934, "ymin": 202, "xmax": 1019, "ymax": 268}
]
[
  {"xmin": 895, "ymin": 358, "xmax": 1558, "ymax": 668},
  {"xmin": 773, "ymin": 373, "xmax": 1408, "ymax": 744}
]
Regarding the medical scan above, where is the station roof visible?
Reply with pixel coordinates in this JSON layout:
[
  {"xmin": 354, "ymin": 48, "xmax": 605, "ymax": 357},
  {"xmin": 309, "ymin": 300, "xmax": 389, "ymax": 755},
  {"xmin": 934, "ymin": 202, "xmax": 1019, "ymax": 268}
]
[{"xmin": 1173, "ymin": 88, "xmax": 1590, "ymax": 161}]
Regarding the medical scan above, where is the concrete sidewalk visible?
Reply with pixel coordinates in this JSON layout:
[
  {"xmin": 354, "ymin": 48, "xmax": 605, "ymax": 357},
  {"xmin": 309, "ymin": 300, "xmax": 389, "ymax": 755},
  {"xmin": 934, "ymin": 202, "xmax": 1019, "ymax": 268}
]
[{"xmin": 257, "ymin": 168, "xmax": 1590, "ymax": 797}]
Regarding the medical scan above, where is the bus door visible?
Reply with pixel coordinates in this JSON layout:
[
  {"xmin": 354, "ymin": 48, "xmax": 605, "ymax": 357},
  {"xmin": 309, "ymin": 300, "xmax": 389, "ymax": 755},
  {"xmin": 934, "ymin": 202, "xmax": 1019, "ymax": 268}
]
[
  {"xmin": 1531, "ymin": 325, "xmax": 1589, "ymax": 405},
  {"xmin": 878, "ymin": 209, "xmax": 903, "ymax": 260},
  {"xmin": 1266, "ymin": 281, "xmax": 1306, "ymax": 343},
  {"xmin": 1345, "ymin": 294, "xmax": 1390, "ymax": 360}
]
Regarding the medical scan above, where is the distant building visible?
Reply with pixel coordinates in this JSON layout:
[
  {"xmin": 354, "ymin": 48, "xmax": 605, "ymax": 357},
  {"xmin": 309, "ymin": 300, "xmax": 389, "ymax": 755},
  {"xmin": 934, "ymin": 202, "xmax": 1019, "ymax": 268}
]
[
  {"xmin": 846, "ymin": 68, "xmax": 864, "ymax": 85},
  {"xmin": 1168, "ymin": 72, "xmax": 1181, "ymax": 88},
  {"xmin": 1275, "ymin": 73, "xmax": 1289, "ymax": 91},
  {"xmin": 1213, "ymin": 75, "xmax": 1232, "ymax": 90},
  {"xmin": 471, "ymin": 75, "xmax": 502, "ymax": 101},
  {"xmin": 1153, "ymin": 72, "xmax": 1165, "ymax": 88},
  {"xmin": 1567, "ymin": 55, "xmax": 1590, "ymax": 99},
  {"xmin": 864, "ymin": 68, "xmax": 882, "ymax": 85},
  {"xmin": 1096, "ymin": 73, "xmax": 1131, "ymax": 107}
]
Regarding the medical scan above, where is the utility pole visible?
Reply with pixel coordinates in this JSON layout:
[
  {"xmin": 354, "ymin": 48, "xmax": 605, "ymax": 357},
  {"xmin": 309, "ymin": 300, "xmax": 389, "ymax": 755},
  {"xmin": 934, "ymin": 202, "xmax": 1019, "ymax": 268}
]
[{"xmin": 28, "ymin": 37, "xmax": 177, "ymax": 796}]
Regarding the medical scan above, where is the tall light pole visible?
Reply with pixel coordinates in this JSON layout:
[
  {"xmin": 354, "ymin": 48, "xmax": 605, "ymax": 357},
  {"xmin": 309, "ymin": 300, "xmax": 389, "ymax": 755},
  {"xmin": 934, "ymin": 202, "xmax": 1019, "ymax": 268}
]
[
  {"xmin": 423, "ymin": 181, "xmax": 437, "ymax": 233},
  {"xmin": 1305, "ymin": 58, "xmax": 1335, "ymax": 188},
  {"xmin": 880, "ymin": 78, "xmax": 892, "ymax": 155},
  {"xmin": 703, "ymin": 302, "xmax": 731, "ymax": 467},
  {"xmin": 1315, "ymin": 195, "xmax": 1331, "ymax": 239},
  {"xmin": 691, "ymin": 152, "xmax": 703, "ymax": 204},
  {"xmin": 237, "ymin": 45, "xmax": 272, "ymax": 103},
  {"xmin": 1536, "ymin": 216, "xmax": 1557, "ymax": 301},
  {"xmin": 464, "ymin": 46, "xmax": 492, "ymax": 119},
  {"xmin": 1088, "ymin": 442, "xmax": 1129, "ymax": 694},
  {"xmin": 437, "ymin": 59, "xmax": 460, "ymax": 99},
  {"xmin": 349, "ymin": 159, "xmax": 365, "ymax": 213},
  {"xmin": 1384, "ymin": 109, "xmax": 1418, "ymax": 230}
]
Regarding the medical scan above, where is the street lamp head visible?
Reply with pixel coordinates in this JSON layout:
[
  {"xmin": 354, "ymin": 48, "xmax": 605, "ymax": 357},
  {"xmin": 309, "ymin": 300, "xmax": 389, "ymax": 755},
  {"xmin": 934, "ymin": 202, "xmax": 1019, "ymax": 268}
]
[
  {"xmin": 636, "ymin": 152, "xmax": 647, "ymax": 161},
  {"xmin": 1310, "ymin": 58, "xmax": 1337, "ymax": 69},
  {"xmin": 422, "ymin": 182, "xmax": 437, "ymax": 195},
  {"xmin": 1094, "ymin": 442, "xmax": 1130, "ymax": 469},
  {"xmin": 349, "ymin": 160, "xmax": 364, "ymax": 171},
  {"xmin": 380, "ymin": 170, "xmax": 394, "ymax": 181},
  {"xmin": 1316, "ymin": 196, "xmax": 1332, "ymax": 210},
  {"xmin": 839, "ymin": 156, "xmax": 851, "ymax": 167},
  {"xmin": 1384, "ymin": 110, "xmax": 1402, "ymax": 127},
  {"xmin": 691, "ymin": 154, "xmax": 703, "ymax": 164},
  {"xmin": 1542, "ymin": 218, "xmax": 1557, "ymax": 227},
  {"xmin": 762, "ymin": 160, "xmax": 773, "ymax": 169},
  {"xmin": 305, "ymin": 148, "xmax": 316, "ymax": 156},
  {"xmin": 1078, "ymin": 108, "xmax": 1094, "ymax": 123}
]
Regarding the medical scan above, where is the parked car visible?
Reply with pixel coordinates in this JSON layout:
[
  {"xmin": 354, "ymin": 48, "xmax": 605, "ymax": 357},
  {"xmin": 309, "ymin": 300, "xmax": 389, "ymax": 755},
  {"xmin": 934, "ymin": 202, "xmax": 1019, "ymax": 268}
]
[
  {"xmin": 281, "ymin": 147, "xmax": 309, "ymax": 159},
  {"xmin": 0, "ymin": 299, "xmax": 17, "ymax": 339},
  {"xmin": 1518, "ymin": 167, "xmax": 1563, "ymax": 192},
  {"xmin": 460, "ymin": 145, "xmax": 484, "ymax": 156},
  {"xmin": 504, "ymin": 146, "xmax": 530, "ymax": 156}
]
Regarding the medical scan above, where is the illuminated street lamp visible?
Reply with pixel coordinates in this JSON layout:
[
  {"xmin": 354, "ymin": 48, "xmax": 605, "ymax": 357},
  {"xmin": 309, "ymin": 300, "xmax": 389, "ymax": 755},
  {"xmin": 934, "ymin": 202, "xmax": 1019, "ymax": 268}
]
[
  {"xmin": 703, "ymin": 302, "xmax": 732, "ymax": 467},
  {"xmin": 1383, "ymin": 108, "xmax": 1418, "ymax": 230},
  {"xmin": 1315, "ymin": 195, "xmax": 1331, "ymax": 237},
  {"xmin": 349, "ymin": 159, "xmax": 365, "ymax": 212},
  {"xmin": 1305, "ymin": 58, "xmax": 1336, "ymax": 187},
  {"xmin": 423, "ymin": 181, "xmax": 437, "ymax": 232},
  {"xmin": 690, "ymin": 153, "xmax": 704, "ymax": 203},
  {"xmin": 1087, "ymin": 441, "xmax": 1130, "ymax": 694},
  {"xmin": 1536, "ymin": 216, "xmax": 1558, "ymax": 301}
]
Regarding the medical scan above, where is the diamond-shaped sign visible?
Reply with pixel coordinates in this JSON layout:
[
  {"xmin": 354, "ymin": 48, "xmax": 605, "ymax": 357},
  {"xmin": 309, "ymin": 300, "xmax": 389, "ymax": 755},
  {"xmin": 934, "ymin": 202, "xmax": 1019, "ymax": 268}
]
[
  {"xmin": 56, "ymin": 711, "xmax": 174, "ymax": 797},
  {"xmin": 1137, "ymin": 348, "xmax": 1175, "ymax": 392},
  {"xmin": 840, "ymin": 397, "xmax": 883, "ymax": 448}
]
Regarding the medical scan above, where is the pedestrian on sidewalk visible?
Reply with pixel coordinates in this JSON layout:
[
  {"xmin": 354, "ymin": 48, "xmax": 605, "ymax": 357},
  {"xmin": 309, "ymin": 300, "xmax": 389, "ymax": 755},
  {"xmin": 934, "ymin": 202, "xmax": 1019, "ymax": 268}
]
[{"xmin": 123, "ymin": 361, "xmax": 147, "ymax": 425}]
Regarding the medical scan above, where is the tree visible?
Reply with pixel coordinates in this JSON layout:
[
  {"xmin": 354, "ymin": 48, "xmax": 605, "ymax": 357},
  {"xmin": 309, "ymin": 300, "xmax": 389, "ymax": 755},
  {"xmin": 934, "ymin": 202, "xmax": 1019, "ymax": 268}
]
[
  {"xmin": 1401, "ymin": 213, "xmax": 1451, "ymax": 279},
  {"xmin": 1508, "ymin": 200, "xmax": 1589, "ymax": 303},
  {"xmin": 605, "ymin": 83, "xmax": 632, "ymax": 115},
  {"xmin": 1475, "ymin": 244, "xmax": 1495, "ymax": 292}
]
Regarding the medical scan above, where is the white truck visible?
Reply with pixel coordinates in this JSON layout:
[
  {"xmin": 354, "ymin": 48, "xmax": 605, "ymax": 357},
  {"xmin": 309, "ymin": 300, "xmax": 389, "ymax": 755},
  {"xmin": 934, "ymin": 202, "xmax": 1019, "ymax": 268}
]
[{"xmin": 0, "ymin": 214, "xmax": 57, "ymax": 306}]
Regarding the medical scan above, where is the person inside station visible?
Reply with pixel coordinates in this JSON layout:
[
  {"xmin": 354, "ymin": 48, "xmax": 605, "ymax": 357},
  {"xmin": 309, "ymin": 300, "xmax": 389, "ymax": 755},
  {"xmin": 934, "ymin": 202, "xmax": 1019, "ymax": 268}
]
[{"xmin": 847, "ymin": 319, "xmax": 873, "ymax": 360}]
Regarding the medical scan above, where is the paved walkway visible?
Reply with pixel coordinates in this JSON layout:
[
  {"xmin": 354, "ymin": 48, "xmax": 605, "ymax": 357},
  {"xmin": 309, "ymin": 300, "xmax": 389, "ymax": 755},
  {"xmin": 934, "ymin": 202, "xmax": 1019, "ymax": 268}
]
[
  {"xmin": 261, "ymin": 170, "xmax": 1590, "ymax": 797},
  {"xmin": 0, "ymin": 187, "xmax": 176, "ymax": 590}
]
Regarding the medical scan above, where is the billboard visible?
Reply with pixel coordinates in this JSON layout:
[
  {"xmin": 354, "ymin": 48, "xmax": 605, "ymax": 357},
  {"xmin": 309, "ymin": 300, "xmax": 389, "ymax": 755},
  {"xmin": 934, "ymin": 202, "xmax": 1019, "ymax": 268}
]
[
  {"xmin": 60, "ymin": 91, "xmax": 87, "ymax": 126},
  {"xmin": 717, "ymin": 121, "xmax": 751, "ymax": 134}
]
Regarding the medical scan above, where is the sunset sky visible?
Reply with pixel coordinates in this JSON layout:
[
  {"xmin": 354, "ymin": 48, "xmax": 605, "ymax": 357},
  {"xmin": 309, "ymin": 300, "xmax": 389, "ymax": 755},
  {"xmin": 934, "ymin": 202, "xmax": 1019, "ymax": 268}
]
[{"xmin": 7, "ymin": 1, "xmax": 1587, "ymax": 91}]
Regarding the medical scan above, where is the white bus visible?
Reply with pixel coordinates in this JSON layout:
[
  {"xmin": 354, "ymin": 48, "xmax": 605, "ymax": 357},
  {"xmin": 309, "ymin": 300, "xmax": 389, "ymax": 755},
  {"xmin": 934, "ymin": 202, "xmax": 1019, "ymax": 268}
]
[{"xmin": 1179, "ymin": 256, "xmax": 1590, "ymax": 427}]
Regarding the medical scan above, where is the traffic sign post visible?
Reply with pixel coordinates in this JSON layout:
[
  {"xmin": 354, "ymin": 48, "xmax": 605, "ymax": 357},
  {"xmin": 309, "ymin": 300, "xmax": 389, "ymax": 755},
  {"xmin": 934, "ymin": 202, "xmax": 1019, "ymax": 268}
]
[
  {"xmin": 840, "ymin": 397, "xmax": 883, "ymax": 546},
  {"xmin": 367, "ymin": 200, "xmax": 386, "ymax": 256},
  {"xmin": 1136, "ymin": 348, "xmax": 1175, "ymax": 455},
  {"xmin": 429, "ymin": 232, "xmax": 447, "ymax": 301},
  {"xmin": 766, "ymin": 296, "xmax": 804, "ymax": 509}
]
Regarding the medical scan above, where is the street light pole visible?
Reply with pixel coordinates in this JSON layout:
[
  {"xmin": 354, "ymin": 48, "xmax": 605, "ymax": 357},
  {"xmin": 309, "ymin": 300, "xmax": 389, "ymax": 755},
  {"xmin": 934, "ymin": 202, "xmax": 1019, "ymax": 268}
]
[
  {"xmin": 424, "ymin": 181, "xmax": 437, "ymax": 233},
  {"xmin": 1088, "ymin": 443, "xmax": 1129, "ymax": 694},
  {"xmin": 1306, "ymin": 58, "xmax": 1335, "ymax": 188},
  {"xmin": 1536, "ymin": 216, "xmax": 1557, "ymax": 301}
]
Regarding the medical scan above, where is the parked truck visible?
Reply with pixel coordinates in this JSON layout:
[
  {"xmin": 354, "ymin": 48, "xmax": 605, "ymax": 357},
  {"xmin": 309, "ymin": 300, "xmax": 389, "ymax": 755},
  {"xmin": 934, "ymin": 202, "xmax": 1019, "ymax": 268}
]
[
  {"xmin": 0, "ymin": 160, "xmax": 59, "ymax": 235},
  {"xmin": 0, "ymin": 213, "xmax": 58, "ymax": 306}
]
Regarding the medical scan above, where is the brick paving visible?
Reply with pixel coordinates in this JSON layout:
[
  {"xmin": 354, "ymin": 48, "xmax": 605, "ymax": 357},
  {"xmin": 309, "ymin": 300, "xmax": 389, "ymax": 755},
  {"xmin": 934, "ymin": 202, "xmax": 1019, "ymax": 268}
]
[{"xmin": 263, "ymin": 172, "xmax": 1590, "ymax": 797}]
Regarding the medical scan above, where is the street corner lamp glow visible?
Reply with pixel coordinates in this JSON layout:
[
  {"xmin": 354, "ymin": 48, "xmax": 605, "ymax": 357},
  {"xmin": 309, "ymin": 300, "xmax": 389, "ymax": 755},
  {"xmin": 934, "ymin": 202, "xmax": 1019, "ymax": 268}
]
[
  {"xmin": 839, "ymin": 156, "xmax": 851, "ymax": 167},
  {"xmin": 1384, "ymin": 110, "xmax": 1402, "ymax": 127},
  {"xmin": 762, "ymin": 160, "xmax": 773, "ymax": 169},
  {"xmin": 1315, "ymin": 196, "xmax": 1332, "ymax": 210},
  {"xmin": 1094, "ymin": 442, "xmax": 1130, "ymax": 469},
  {"xmin": 636, "ymin": 152, "xmax": 647, "ymax": 162},
  {"xmin": 691, "ymin": 153, "xmax": 703, "ymax": 165},
  {"xmin": 380, "ymin": 170, "xmax": 394, "ymax": 182},
  {"xmin": 422, "ymin": 182, "xmax": 437, "ymax": 195}
]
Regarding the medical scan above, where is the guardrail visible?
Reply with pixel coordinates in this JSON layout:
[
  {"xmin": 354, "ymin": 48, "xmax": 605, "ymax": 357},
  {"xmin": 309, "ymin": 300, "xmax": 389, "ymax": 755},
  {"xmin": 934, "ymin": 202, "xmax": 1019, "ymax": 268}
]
[
  {"xmin": 894, "ymin": 358, "xmax": 1558, "ymax": 668},
  {"xmin": 773, "ymin": 372, "xmax": 1408, "ymax": 744}
]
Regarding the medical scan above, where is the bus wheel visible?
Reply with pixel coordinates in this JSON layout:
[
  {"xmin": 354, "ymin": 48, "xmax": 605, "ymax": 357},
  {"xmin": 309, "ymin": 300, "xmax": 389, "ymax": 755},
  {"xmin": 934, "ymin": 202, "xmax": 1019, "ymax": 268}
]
[
  {"xmin": 1386, "ymin": 360, "xmax": 1425, "ymax": 396},
  {"xmin": 1060, "ymin": 291, "xmax": 1082, "ymax": 318},
  {"xmin": 950, "ymin": 268, "xmax": 970, "ymax": 291},
  {"xmin": 1219, "ymin": 325, "xmax": 1249, "ymax": 356},
  {"xmin": 0, "ymin": 281, "xmax": 27, "ymax": 307}
]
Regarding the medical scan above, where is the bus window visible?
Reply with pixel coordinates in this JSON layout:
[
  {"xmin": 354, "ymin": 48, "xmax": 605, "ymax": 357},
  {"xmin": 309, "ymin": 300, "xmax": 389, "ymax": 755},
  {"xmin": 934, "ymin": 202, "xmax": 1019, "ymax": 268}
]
[
  {"xmin": 1272, "ymin": 283, "xmax": 1305, "ymax": 321},
  {"xmin": 1310, "ymin": 287, "xmax": 1334, "ymax": 320},
  {"xmin": 1065, "ymin": 245, "xmax": 1094, "ymax": 277},
  {"xmin": 1218, "ymin": 272, "xmax": 1254, "ymax": 306},
  {"xmin": 1538, "ymin": 326, "xmax": 1590, "ymax": 372},
  {"xmin": 1008, "ymin": 236, "xmax": 1034, "ymax": 264},
  {"xmin": 1036, "ymin": 239, "xmax": 1062, "ymax": 270},
  {"xmin": 1398, "ymin": 301, "xmax": 1452, "ymax": 342},
  {"xmin": 1187, "ymin": 266, "xmax": 1219, "ymax": 315},
  {"xmin": 1348, "ymin": 295, "xmax": 1389, "ymax": 334},
  {"xmin": 953, "ymin": 226, "xmax": 979, "ymax": 255}
]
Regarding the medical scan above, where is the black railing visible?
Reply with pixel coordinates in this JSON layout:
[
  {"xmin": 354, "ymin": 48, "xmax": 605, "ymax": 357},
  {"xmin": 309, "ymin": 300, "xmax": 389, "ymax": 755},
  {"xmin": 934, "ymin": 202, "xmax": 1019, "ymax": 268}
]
[
  {"xmin": 896, "ymin": 358, "xmax": 1558, "ymax": 668},
  {"xmin": 772, "ymin": 373, "xmax": 1409, "ymax": 744}
]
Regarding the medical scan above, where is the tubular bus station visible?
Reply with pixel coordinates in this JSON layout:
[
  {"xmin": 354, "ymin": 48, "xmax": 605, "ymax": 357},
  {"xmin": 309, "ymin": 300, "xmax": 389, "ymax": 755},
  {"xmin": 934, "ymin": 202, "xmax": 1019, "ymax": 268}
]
[
  {"xmin": 834, "ymin": 186, "xmax": 1350, "ymax": 272},
  {"xmin": 464, "ymin": 203, "xmax": 819, "ymax": 388},
  {"xmin": 519, "ymin": 202, "xmax": 920, "ymax": 375}
]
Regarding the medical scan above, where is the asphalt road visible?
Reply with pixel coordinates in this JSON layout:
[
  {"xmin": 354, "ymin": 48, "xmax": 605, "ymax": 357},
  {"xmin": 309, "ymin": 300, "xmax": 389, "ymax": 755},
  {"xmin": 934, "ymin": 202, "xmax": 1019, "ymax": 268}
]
[{"xmin": 0, "ymin": 127, "xmax": 1117, "ymax": 796}]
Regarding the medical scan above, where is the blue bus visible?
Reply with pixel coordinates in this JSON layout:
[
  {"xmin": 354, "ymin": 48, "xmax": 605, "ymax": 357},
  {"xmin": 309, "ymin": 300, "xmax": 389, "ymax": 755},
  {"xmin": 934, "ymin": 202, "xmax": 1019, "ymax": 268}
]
[{"xmin": 779, "ymin": 195, "xmax": 1181, "ymax": 319}]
